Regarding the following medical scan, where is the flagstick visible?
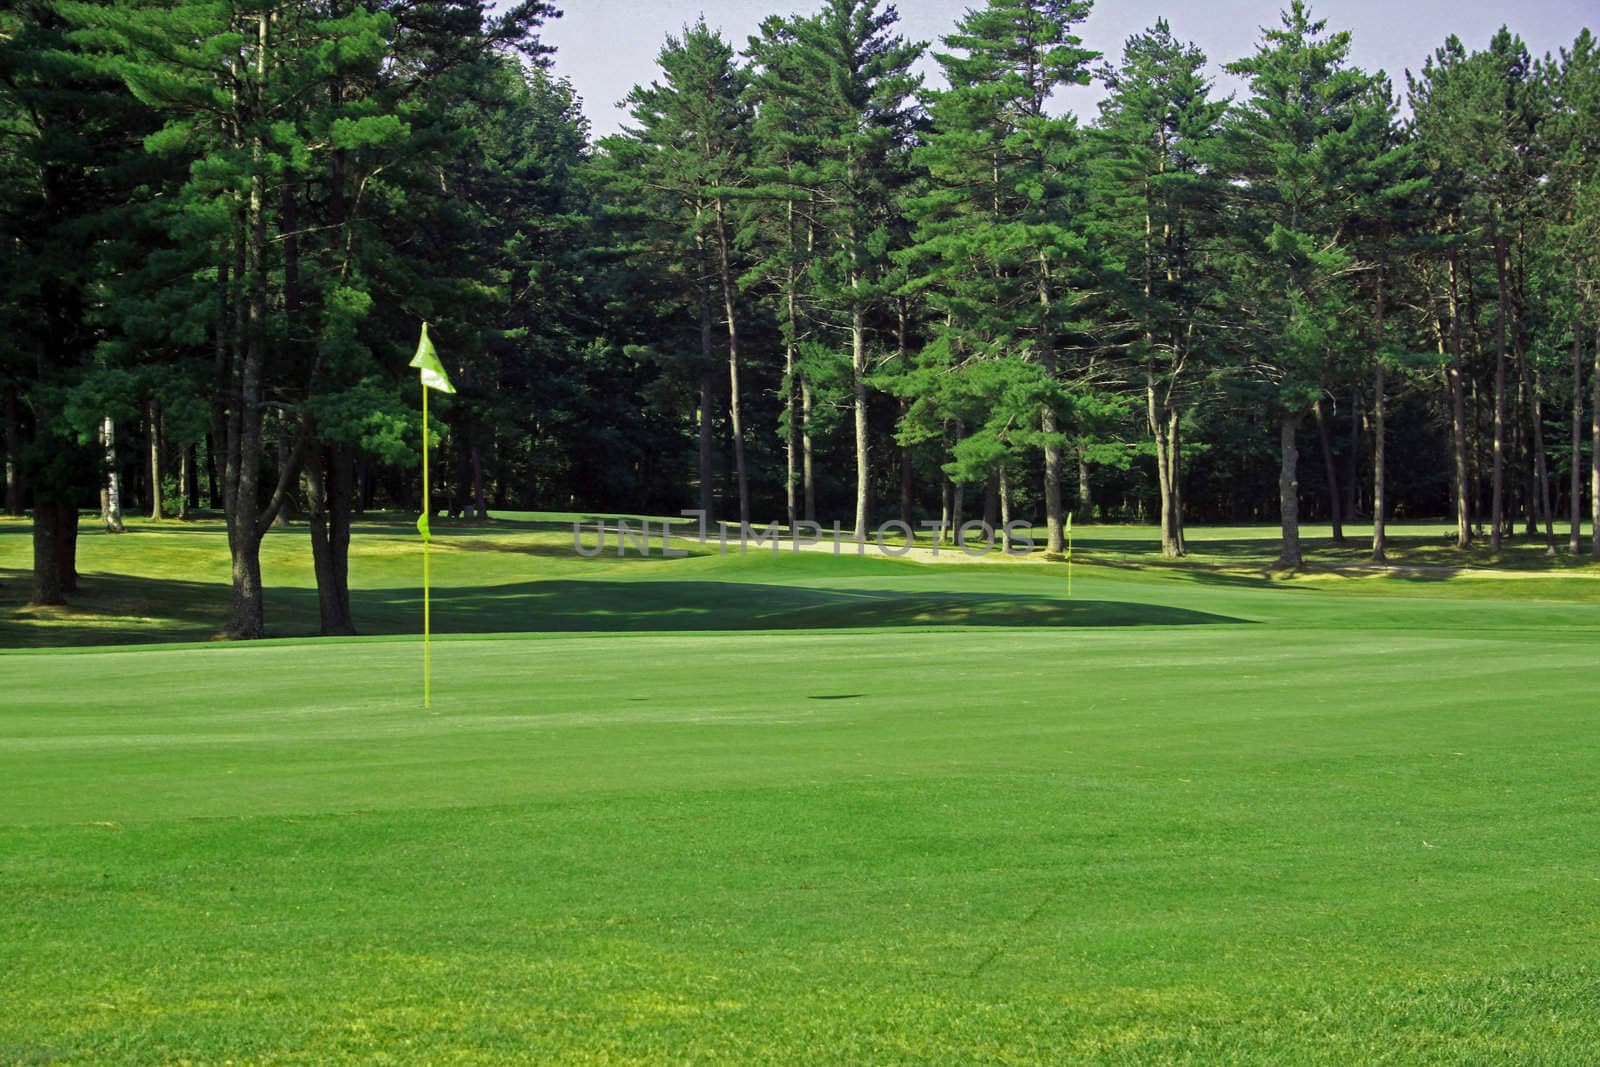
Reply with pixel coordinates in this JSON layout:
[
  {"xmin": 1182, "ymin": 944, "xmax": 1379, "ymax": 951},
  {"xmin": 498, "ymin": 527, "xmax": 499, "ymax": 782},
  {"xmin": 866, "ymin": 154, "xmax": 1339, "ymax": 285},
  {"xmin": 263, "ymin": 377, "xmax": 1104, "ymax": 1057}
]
[
  {"xmin": 422, "ymin": 378, "xmax": 431, "ymax": 709},
  {"xmin": 411, "ymin": 320, "xmax": 454, "ymax": 709},
  {"xmin": 1067, "ymin": 513, "xmax": 1073, "ymax": 599}
]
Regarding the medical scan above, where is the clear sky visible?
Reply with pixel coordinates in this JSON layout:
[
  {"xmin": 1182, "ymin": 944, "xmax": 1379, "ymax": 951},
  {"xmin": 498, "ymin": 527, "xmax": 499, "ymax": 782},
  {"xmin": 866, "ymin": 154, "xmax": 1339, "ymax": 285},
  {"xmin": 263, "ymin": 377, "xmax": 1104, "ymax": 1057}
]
[{"xmin": 535, "ymin": 0, "xmax": 1595, "ymax": 138}]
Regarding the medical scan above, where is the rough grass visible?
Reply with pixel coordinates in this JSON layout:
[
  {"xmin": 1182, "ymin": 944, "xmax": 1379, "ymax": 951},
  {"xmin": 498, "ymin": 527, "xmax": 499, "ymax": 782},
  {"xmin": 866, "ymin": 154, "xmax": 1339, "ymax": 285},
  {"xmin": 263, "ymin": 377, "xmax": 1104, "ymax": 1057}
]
[{"xmin": 2, "ymin": 513, "xmax": 1598, "ymax": 1063}]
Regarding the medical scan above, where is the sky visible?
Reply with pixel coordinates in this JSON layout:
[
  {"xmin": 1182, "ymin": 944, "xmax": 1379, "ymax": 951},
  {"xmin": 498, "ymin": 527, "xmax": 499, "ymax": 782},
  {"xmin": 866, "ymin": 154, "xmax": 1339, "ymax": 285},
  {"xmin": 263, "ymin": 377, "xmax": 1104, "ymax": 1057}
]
[{"xmin": 534, "ymin": 0, "xmax": 1595, "ymax": 139}]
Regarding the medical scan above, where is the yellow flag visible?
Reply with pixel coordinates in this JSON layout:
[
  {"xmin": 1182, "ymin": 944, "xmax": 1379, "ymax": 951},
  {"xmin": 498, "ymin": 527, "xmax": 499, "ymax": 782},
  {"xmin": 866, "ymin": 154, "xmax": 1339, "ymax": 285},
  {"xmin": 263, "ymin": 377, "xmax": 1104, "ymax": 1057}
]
[{"xmin": 409, "ymin": 323, "xmax": 456, "ymax": 394}]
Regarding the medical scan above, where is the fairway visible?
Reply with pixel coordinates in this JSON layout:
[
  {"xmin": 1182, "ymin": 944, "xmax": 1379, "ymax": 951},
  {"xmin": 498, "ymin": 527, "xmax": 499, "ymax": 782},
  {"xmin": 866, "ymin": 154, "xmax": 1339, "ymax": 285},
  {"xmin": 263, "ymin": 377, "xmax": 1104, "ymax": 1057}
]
[
  {"xmin": 8, "ymin": 0, "xmax": 1600, "ymax": 1057},
  {"xmin": 3, "ymin": 517, "xmax": 1600, "ymax": 1063}
]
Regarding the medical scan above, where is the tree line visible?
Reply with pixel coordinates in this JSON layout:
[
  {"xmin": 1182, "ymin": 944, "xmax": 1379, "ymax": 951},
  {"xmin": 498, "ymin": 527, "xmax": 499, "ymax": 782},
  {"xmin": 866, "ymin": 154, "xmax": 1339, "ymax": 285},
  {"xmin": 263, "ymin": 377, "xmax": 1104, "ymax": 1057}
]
[{"xmin": 2, "ymin": 0, "xmax": 1597, "ymax": 637}]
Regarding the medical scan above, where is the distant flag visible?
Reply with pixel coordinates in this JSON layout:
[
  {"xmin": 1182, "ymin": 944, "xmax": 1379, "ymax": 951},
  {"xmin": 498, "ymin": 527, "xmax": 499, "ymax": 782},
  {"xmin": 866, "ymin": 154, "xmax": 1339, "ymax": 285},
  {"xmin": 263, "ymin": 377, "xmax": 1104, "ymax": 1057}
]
[
  {"xmin": 1066, "ymin": 512, "xmax": 1073, "ymax": 598},
  {"xmin": 411, "ymin": 322, "xmax": 454, "ymax": 708}
]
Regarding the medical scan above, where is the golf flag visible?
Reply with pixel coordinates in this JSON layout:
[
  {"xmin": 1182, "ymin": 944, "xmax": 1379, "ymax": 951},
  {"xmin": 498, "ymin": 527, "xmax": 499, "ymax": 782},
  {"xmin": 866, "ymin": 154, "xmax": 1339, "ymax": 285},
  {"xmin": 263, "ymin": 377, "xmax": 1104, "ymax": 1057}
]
[
  {"xmin": 410, "ymin": 322, "xmax": 456, "ymax": 395},
  {"xmin": 412, "ymin": 322, "xmax": 453, "ymax": 708}
]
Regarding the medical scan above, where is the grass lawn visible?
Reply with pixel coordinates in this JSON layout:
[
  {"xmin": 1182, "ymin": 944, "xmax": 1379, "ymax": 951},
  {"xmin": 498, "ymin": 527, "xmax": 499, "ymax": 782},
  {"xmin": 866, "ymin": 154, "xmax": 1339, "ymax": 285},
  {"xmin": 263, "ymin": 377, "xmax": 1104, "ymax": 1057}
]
[{"xmin": 2, "ymin": 513, "xmax": 1598, "ymax": 1063}]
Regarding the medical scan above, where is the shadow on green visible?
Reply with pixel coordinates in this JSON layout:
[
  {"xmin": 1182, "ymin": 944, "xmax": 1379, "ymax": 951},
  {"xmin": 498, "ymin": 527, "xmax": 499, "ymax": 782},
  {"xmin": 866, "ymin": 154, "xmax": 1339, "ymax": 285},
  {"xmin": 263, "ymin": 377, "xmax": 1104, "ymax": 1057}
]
[
  {"xmin": 0, "ymin": 570, "xmax": 1247, "ymax": 647},
  {"xmin": 415, "ymin": 579, "xmax": 1249, "ymax": 632}
]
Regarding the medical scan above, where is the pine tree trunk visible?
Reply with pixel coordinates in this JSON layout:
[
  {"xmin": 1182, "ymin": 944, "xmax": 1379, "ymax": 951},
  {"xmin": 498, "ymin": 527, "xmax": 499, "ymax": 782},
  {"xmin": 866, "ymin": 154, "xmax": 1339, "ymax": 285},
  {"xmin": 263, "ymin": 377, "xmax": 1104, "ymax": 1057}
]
[
  {"xmin": 1515, "ymin": 332, "xmax": 1557, "ymax": 554},
  {"xmin": 1519, "ymin": 400, "xmax": 1536, "ymax": 537},
  {"xmin": 330, "ymin": 446, "xmax": 353, "ymax": 628},
  {"xmin": 1491, "ymin": 234, "xmax": 1508, "ymax": 553},
  {"xmin": 148, "ymin": 400, "xmax": 163, "ymax": 520},
  {"xmin": 1313, "ymin": 399, "xmax": 1344, "ymax": 544},
  {"xmin": 471, "ymin": 444, "xmax": 487, "ymax": 520},
  {"xmin": 1143, "ymin": 199, "xmax": 1172, "ymax": 555},
  {"xmin": 1041, "ymin": 417, "xmax": 1064, "ymax": 548},
  {"xmin": 939, "ymin": 422, "xmax": 952, "ymax": 539},
  {"xmin": 851, "ymin": 303, "xmax": 869, "ymax": 542},
  {"xmin": 1371, "ymin": 259, "xmax": 1388, "ymax": 563},
  {"xmin": 178, "ymin": 445, "xmax": 190, "ymax": 521},
  {"xmin": 1343, "ymin": 385, "xmax": 1362, "ymax": 520},
  {"xmin": 1038, "ymin": 256, "xmax": 1064, "ymax": 556},
  {"xmin": 697, "ymin": 368, "xmax": 715, "ymax": 521},
  {"xmin": 998, "ymin": 464, "xmax": 1013, "ymax": 550},
  {"xmin": 784, "ymin": 294, "xmax": 798, "ymax": 531},
  {"xmin": 1571, "ymin": 323, "xmax": 1583, "ymax": 554},
  {"xmin": 697, "ymin": 360, "xmax": 714, "ymax": 525},
  {"xmin": 57, "ymin": 503, "xmax": 78, "ymax": 594},
  {"xmin": 950, "ymin": 477, "xmax": 964, "ymax": 541},
  {"xmin": 3, "ymin": 385, "xmax": 21, "ymax": 517},
  {"xmin": 1276, "ymin": 411, "xmax": 1303, "ymax": 568},
  {"xmin": 222, "ymin": 13, "xmax": 302, "ymax": 640},
  {"xmin": 897, "ymin": 299, "xmax": 913, "ymax": 531},
  {"xmin": 30, "ymin": 500, "xmax": 66, "ymax": 606},
  {"xmin": 205, "ymin": 432, "xmax": 219, "ymax": 510},
  {"xmin": 306, "ymin": 441, "xmax": 356, "ymax": 636},
  {"xmin": 1149, "ymin": 360, "xmax": 1178, "ymax": 558},
  {"xmin": 102, "ymin": 415, "xmax": 123, "ymax": 533},
  {"xmin": 1535, "ymin": 373, "xmax": 1555, "ymax": 553},
  {"xmin": 801, "ymin": 380, "xmax": 815, "ymax": 524},
  {"xmin": 1076, "ymin": 450, "xmax": 1091, "ymax": 522},
  {"xmin": 212, "ymin": 233, "xmax": 231, "ymax": 520},
  {"xmin": 900, "ymin": 397, "xmax": 914, "ymax": 531},
  {"xmin": 1371, "ymin": 362, "xmax": 1388, "ymax": 563},
  {"xmin": 949, "ymin": 419, "xmax": 965, "ymax": 540},
  {"xmin": 1445, "ymin": 363, "xmax": 1472, "ymax": 547},
  {"xmin": 1463, "ymin": 244, "xmax": 1487, "ymax": 532},
  {"xmin": 1444, "ymin": 258, "xmax": 1472, "ymax": 548},
  {"xmin": 306, "ymin": 446, "xmax": 334, "ymax": 625},
  {"xmin": 1168, "ymin": 409, "xmax": 1185, "ymax": 554},
  {"xmin": 1442, "ymin": 258, "xmax": 1470, "ymax": 544},
  {"xmin": 1591, "ymin": 309, "xmax": 1599, "ymax": 558},
  {"xmin": 714, "ymin": 199, "xmax": 750, "ymax": 528}
]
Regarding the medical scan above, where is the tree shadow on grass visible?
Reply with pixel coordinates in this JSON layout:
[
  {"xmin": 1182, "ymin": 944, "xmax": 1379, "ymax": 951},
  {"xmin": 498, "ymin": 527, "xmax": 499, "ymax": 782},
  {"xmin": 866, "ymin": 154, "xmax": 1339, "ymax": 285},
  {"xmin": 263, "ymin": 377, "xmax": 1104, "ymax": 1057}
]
[
  {"xmin": 1089, "ymin": 557, "xmax": 1282, "ymax": 591},
  {"xmin": 0, "ymin": 569, "xmax": 235, "ymax": 648},
  {"xmin": 444, "ymin": 537, "xmax": 716, "ymax": 563},
  {"xmin": 1, "ymin": 571, "xmax": 1247, "ymax": 648},
  {"xmin": 366, "ymin": 579, "xmax": 1250, "ymax": 634}
]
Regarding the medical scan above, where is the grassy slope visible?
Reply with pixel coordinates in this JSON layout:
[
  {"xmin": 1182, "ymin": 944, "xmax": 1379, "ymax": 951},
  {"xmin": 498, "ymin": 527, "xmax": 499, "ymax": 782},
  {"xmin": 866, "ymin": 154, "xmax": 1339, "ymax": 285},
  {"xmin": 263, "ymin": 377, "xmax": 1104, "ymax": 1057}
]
[{"xmin": 2, "ymin": 515, "xmax": 1599, "ymax": 1063}]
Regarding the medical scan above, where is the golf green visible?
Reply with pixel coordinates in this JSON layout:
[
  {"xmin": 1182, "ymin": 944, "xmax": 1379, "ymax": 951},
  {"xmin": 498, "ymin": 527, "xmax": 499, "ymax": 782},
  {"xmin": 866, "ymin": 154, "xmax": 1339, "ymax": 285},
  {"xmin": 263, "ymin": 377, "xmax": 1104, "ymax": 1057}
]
[{"xmin": 2, "ymin": 516, "xmax": 1597, "ymax": 1063}]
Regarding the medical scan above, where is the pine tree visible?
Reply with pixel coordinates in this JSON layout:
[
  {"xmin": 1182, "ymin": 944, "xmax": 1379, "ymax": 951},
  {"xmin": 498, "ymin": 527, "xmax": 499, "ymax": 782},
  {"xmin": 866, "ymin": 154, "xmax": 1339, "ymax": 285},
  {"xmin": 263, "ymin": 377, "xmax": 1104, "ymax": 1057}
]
[
  {"xmin": 74, "ymin": 0, "xmax": 558, "ymax": 636},
  {"xmin": 756, "ymin": 0, "xmax": 924, "ymax": 540},
  {"xmin": 1090, "ymin": 19, "xmax": 1227, "ymax": 557},
  {"xmin": 745, "ymin": 14, "xmax": 826, "ymax": 528},
  {"xmin": 1408, "ymin": 36, "xmax": 1491, "ymax": 550},
  {"xmin": 1341, "ymin": 75, "xmax": 1426, "ymax": 563},
  {"xmin": 1219, "ymin": 1, "xmax": 1380, "ymax": 567},
  {"xmin": 0, "ymin": 0, "xmax": 157, "ymax": 603},
  {"xmin": 905, "ymin": 0, "xmax": 1096, "ymax": 555},
  {"xmin": 605, "ymin": 22, "xmax": 756, "ymax": 526},
  {"xmin": 1539, "ymin": 31, "xmax": 1600, "ymax": 554}
]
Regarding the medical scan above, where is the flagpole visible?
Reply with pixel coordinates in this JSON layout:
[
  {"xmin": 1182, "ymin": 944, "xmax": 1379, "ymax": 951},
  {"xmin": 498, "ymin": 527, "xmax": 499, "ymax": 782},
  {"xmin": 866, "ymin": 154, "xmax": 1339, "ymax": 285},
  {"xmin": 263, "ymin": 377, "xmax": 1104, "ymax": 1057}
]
[
  {"xmin": 422, "ymin": 377, "xmax": 431, "ymax": 709},
  {"xmin": 411, "ymin": 321, "xmax": 452, "ymax": 709}
]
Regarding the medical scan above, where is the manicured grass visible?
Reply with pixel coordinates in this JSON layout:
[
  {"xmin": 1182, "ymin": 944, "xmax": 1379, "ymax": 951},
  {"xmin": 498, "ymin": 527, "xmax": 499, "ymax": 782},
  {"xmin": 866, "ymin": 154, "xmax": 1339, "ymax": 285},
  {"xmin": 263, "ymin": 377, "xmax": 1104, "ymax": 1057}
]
[{"xmin": 2, "ymin": 515, "xmax": 1598, "ymax": 1063}]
